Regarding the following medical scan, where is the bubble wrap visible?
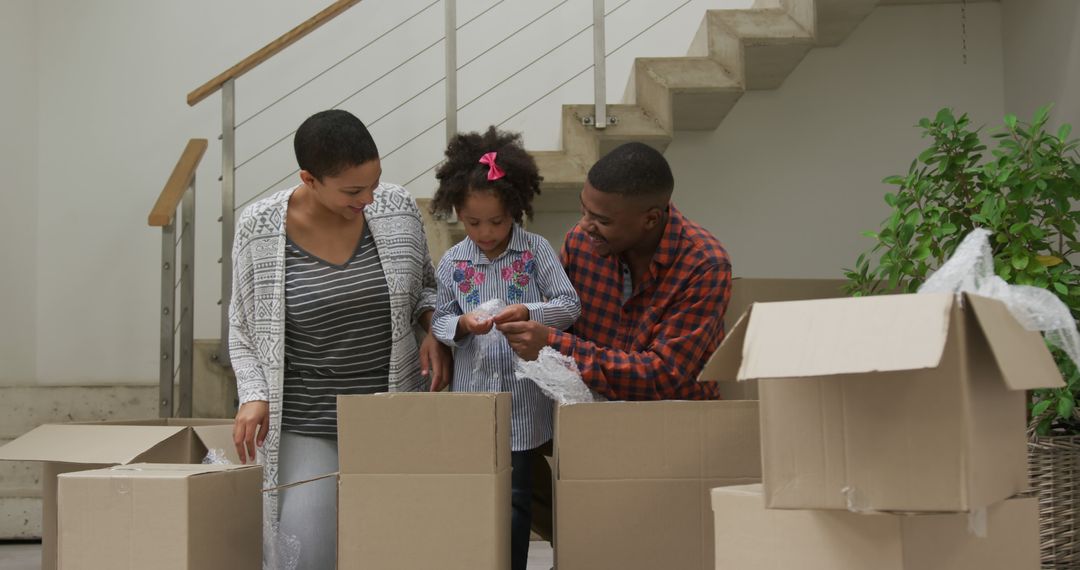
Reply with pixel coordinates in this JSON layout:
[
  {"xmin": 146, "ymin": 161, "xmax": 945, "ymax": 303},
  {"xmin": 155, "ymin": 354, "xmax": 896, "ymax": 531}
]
[
  {"xmin": 919, "ymin": 228, "xmax": 1080, "ymax": 367},
  {"xmin": 469, "ymin": 298, "xmax": 507, "ymax": 375},
  {"xmin": 201, "ymin": 448, "xmax": 231, "ymax": 465},
  {"xmin": 516, "ymin": 346, "xmax": 605, "ymax": 405},
  {"xmin": 264, "ymin": 516, "xmax": 301, "ymax": 570}
]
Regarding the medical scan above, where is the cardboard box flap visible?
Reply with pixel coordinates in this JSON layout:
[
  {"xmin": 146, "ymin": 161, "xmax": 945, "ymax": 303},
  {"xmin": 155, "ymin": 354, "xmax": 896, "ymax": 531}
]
[
  {"xmin": 965, "ymin": 293, "xmax": 1065, "ymax": 390},
  {"xmin": 191, "ymin": 425, "xmax": 242, "ymax": 464},
  {"xmin": 735, "ymin": 293, "xmax": 955, "ymax": 381},
  {"xmin": 699, "ymin": 309, "xmax": 750, "ymax": 382},
  {"xmin": 62, "ymin": 463, "xmax": 258, "ymax": 480},
  {"xmin": 0, "ymin": 425, "xmax": 188, "ymax": 464}
]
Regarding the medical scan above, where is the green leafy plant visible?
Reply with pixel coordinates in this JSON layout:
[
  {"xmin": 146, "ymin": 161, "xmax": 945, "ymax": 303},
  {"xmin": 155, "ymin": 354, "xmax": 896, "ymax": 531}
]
[{"xmin": 845, "ymin": 106, "xmax": 1080, "ymax": 435}]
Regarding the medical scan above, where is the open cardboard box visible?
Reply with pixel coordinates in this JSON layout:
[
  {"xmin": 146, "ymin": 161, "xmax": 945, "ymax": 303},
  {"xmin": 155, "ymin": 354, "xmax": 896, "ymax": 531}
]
[
  {"xmin": 702, "ymin": 292, "xmax": 1063, "ymax": 512},
  {"xmin": 711, "ymin": 278, "xmax": 850, "ymax": 400},
  {"xmin": 57, "ymin": 463, "xmax": 262, "ymax": 570},
  {"xmin": 0, "ymin": 418, "xmax": 237, "ymax": 570}
]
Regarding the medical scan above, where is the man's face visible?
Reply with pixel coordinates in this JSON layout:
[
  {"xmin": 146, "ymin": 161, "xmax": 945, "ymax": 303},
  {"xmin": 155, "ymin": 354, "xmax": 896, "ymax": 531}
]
[{"xmin": 577, "ymin": 181, "xmax": 654, "ymax": 257}]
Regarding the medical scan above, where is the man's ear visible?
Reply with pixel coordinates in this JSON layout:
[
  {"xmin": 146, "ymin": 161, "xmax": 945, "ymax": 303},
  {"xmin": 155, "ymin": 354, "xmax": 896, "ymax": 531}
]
[
  {"xmin": 643, "ymin": 205, "xmax": 665, "ymax": 230},
  {"xmin": 299, "ymin": 170, "xmax": 318, "ymax": 188}
]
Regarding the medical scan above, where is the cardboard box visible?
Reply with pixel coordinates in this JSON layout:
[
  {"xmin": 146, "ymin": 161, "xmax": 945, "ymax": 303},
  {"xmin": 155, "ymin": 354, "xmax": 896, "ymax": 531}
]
[
  {"xmin": 553, "ymin": 400, "xmax": 760, "ymax": 570},
  {"xmin": 0, "ymin": 418, "xmax": 237, "ymax": 570},
  {"xmin": 57, "ymin": 463, "xmax": 262, "ymax": 570},
  {"xmin": 711, "ymin": 484, "xmax": 1039, "ymax": 570},
  {"xmin": 710, "ymin": 278, "xmax": 849, "ymax": 400},
  {"xmin": 703, "ymin": 292, "xmax": 1064, "ymax": 512},
  {"xmin": 336, "ymin": 393, "xmax": 510, "ymax": 570}
]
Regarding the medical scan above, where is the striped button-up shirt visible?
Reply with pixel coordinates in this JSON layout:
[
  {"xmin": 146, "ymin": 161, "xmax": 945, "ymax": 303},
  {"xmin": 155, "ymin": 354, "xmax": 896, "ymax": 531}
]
[
  {"xmin": 549, "ymin": 205, "xmax": 732, "ymax": 400},
  {"xmin": 433, "ymin": 224, "xmax": 581, "ymax": 451}
]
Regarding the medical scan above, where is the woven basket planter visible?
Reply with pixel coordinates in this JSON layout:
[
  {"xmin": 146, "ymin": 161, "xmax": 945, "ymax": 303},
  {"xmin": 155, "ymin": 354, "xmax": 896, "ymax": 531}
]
[{"xmin": 1029, "ymin": 429, "xmax": 1080, "ymax": 568}]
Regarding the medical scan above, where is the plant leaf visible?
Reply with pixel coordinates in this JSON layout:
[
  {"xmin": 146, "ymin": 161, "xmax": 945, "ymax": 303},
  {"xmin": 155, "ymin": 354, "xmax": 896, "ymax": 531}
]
[{"xmin": 1038, "ymin": 255, "xmax": 1064, "ymax": 268}]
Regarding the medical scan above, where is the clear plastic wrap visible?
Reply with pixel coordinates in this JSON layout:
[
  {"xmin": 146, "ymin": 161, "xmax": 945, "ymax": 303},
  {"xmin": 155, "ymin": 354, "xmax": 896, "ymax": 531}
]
[
  {"xmin": 919, "ymin": 228, "xmax": 1080, "ymax": 368},
  {"xmin": 468, "ymin": 298, "xmax": 507, "ymax": 375},
  {"xmin": 516, "ymin": 346, "xmax": 605, "ymax": 405},
  {"xmin": 201, "ymin": 448, "xmax": 230, "ymax": 465},
  {"xmin": 201, "ymin": 450, "xmax": 302, "ymax": 570}
]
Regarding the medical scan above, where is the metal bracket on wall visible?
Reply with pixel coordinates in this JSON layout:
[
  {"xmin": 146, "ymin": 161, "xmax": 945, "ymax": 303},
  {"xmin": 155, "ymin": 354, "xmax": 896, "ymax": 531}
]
[{"xmin": 582, "ymin": 115, "xmax": 619, "ymax": 128}]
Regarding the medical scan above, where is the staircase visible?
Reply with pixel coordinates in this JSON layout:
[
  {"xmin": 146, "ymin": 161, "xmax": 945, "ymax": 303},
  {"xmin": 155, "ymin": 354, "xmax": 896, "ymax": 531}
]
[
  {"xmin": 2, "ymin": 0, "xmax": 991, "ymax": 541},
  {"xmin": 418, "ymin": 0, "xmax": 885, "ymax": 255}
]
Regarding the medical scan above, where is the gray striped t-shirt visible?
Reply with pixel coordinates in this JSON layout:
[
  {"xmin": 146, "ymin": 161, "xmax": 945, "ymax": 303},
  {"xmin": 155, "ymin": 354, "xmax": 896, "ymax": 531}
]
[{"xmin": 281, "ymin": 225, "xmax": 392, "ymax": 436}]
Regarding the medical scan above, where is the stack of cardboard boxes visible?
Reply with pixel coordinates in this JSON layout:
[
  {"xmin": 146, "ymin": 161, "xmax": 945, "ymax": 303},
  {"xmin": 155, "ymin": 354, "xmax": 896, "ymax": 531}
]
[
  {"xmin": 701, "ymin": 291, "xmax": 1058, "ymax": 569},
  {"xmin": 0, "ymin": 280, "xmax": 1055, "ymax": 569}
]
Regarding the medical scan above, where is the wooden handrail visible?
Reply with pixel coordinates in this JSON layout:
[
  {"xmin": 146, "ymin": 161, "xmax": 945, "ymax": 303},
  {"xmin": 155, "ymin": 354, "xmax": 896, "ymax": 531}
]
[
  {"xmin": 149, "ymin": 139, "xmax": 209, "ymax": 227},
  {"xmin": 187, "ymin": 0, "xmax": 362, "ymax": 106}
]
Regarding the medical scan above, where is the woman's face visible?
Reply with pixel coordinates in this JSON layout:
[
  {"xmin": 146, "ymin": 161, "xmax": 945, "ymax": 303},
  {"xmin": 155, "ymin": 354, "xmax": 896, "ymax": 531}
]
[
  {"xmin": 458, "ymin": 189, "xmax": 513, "ymax": 260},
  {"xmin": 302, "ymin": 159, "xmax": 382, "ymax": 221}
]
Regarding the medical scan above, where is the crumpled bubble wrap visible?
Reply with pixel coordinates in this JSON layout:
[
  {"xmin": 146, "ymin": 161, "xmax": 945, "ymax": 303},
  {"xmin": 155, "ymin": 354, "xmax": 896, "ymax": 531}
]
[
  {"xmin": 469, "ymin": 298, "xmax": 507, "ymax": 375},
  {"xmin": 201, "ymin": 450, "xmax": 302, "ymax": 570},
  {"xmin": 919, "ymin": 228, "xmax": 1080, "ymax": 367},
  {"xmin": 516, "ymin": 346, "xmax": 605, "ymax": 404}
]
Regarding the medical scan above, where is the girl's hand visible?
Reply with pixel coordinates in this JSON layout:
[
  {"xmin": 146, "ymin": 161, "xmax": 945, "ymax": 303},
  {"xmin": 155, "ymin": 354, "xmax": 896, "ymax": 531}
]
[
  {"xmin": 458, "ymin": 313, "xmax": 495, "ymax": 336},
  {"xmin": 492, "ymin": 304, "xmax": 529, "ymax": 325}
]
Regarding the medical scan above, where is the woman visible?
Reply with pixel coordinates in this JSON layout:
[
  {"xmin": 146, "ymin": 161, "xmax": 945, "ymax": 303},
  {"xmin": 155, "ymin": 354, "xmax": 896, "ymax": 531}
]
[{"xmin": 229, "ymin": 109, "xmax": 451, "ymax": 569}]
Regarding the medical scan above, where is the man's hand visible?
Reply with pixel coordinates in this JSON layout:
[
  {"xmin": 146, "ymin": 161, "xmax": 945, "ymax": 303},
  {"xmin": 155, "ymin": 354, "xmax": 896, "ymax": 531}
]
[
  {"xmin": 233, "ymin": 400, "xmax": 269, "ymax": 464},
  {"xmin": 458, "ymin": 313, "xmax": 495, "ymax": 336},
  {"xmin": 492, "ymin": 304, "xmax": 529, "ymax": 325},
  {"xmin": 420, "ymin": 333, "xmax": 453, "ymax": 391},
  {"xmin": 497, "ymin": 320, "xmax": 552, "ymax": 361}
]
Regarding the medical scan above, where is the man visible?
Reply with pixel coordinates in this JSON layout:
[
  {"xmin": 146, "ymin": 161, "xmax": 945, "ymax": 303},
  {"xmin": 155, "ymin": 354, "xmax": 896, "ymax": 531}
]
[{"xmin": 499, "ymin": 142, "xmax": 732, "ymax": 400}]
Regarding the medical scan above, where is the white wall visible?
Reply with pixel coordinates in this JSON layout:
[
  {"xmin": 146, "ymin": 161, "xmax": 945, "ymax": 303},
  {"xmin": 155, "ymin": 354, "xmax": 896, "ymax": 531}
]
[
  {"xmin": 0, "ymin": 0, "xmax": 39, "ymax": 385},
  {"xmin": 1001, "ymin": 0, "xmax": 1080, "ymax": 131},
  {"xmin": 10, "ymin": 0, "xmax": 747, "ymax": 385},
  {"xmin": 665, "ymin": 2, "xmax": 1005, "ymax": 279}
]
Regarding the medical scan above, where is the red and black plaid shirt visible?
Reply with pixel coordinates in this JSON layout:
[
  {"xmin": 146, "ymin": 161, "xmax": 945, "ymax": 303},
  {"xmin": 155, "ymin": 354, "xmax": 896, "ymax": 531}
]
[{"xmin": 549, "ymin": 205, "xmax": 731, "ymax": 400}]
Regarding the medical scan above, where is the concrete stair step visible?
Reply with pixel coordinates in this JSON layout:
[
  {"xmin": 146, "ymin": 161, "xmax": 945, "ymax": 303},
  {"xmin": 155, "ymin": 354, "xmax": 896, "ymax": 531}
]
[
  {"xmin": 0, "ymin": 439, "xmax": 42, "ymax": 495},
  {"xmin": 0, "ymin": 497, "xmax": 41, "ymax": 539},
  {"xmin": 635, "ymin": 57, "xmax": 743, "ymax": 131},
  {"xmin": 0, "ymin": 385, "xmax": 158, "ymax": 441}
]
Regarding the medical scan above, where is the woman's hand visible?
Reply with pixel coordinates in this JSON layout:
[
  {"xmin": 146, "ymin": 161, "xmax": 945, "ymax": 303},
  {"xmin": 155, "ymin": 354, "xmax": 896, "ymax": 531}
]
[
  {"xmin": 421, "ymin": 333, "xmax": 454, "ymax": 391},
  {"xmin": 233, "ymin": 400, "xmax": 269, "ymax": 464}
]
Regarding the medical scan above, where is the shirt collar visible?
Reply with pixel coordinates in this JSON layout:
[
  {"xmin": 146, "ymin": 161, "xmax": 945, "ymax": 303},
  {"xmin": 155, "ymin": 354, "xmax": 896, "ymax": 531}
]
[
  {"xmin": 651, "ymin": 204, "xmax": 684, "ymax": 269},
  {"xmin": 463, "ymin": 223, "xmax": 529, "ymax": 264}
]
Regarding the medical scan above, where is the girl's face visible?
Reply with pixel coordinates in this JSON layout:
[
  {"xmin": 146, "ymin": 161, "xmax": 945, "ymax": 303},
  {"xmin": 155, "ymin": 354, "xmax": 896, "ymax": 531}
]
[{"xmin": 458, "ymin": 189, "xmax": 513, "ymax": 260}]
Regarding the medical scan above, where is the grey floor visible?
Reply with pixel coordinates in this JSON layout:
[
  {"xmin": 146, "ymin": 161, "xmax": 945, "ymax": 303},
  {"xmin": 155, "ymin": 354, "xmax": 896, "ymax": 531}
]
[{"xmin": 0, "ymin": 540, "xmax": 554, "ymax": 569}]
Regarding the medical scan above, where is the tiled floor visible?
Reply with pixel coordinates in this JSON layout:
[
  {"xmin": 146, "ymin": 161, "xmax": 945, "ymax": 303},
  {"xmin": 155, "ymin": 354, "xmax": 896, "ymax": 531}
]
[{"xmin": 0, "ymin": 540, "xmax": 554, "ymax": 569}]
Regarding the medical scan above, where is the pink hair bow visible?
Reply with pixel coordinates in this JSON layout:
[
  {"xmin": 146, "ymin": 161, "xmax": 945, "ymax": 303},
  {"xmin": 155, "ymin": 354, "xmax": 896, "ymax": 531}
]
[{"xmin": 478, "ymin": 152, "xmax": 505, "ymax": 181}]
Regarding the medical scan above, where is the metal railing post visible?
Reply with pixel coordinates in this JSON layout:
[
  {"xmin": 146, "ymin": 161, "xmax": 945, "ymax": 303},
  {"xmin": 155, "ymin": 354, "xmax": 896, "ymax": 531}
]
[
  {"xmin": 592, "ymin": 0, "xmax": 607, "ymax": 130},
  {"xmin": 178, "ymin": 182, "xmax": 196, "ymax": 417},
  {"xmin": 445, "ymin": 0, "xmax": 458, "ymax": 141},
  {"xmin": 159, "ymin": 222, "xmax": 177, "ymax": 418},
  {"xmin": 218, "ymin": 79, "xmax": 236, "ymax": 365}
]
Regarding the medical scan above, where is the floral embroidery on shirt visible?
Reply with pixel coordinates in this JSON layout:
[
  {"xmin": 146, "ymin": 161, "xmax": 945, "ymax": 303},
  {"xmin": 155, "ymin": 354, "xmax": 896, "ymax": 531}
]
[
  {"xmin": 453, "ymin": 261, "xmax": 485, "ymax": 305},
  {"xmin": 501, "ymin": 251, "xmax": 536, "ymax": 302}
]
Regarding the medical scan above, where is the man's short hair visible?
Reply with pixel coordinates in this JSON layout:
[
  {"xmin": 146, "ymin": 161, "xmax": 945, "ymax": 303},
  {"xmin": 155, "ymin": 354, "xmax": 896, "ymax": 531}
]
[
  {"xmin": 586, "ymin": 142, "xmax": 674, "ymax": 197},
  {"xmin": 294, "ymin": 109, "xmax": 379, "ymax": 180}
]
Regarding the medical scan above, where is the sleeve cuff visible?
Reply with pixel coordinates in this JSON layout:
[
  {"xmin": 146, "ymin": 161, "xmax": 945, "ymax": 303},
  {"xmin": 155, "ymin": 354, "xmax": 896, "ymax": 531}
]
[
  {"xmin": 432, "ymin": 315, "xmax": 463, "ymax": 347},
  {"xmin": 523, "ymin": 302, "xmax": 546, "ymax": 326},
  {"xmin": 548, "ymin": 329, "xmax": 576, "ymax": 355}
]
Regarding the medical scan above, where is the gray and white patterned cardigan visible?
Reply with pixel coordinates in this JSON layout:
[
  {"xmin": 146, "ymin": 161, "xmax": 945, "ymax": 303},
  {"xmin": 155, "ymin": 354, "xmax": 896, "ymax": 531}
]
[{"xmin": 229, "ymin": 183, "xmax": 437, "ymax": 518}]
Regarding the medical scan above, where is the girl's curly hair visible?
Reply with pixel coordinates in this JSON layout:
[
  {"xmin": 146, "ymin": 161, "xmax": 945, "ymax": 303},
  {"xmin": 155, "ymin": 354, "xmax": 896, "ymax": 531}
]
[{"xmin": 430, "ymin": 126, "xmax": 542, "ymax": 223}]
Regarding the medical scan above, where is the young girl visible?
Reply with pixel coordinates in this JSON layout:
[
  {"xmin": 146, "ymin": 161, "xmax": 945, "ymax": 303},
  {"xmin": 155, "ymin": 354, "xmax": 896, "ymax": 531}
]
[{"xmin": 430, "ymin": 126, "xmax": 580, "ymax": 570}]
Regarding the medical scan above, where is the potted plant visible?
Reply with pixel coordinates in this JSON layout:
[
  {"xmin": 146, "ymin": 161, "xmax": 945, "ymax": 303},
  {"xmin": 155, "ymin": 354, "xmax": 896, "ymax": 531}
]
[{"xmin": 845, "ymin": 105, "xmax": 1080, "ymax": 567}]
